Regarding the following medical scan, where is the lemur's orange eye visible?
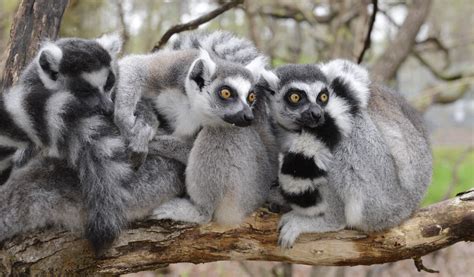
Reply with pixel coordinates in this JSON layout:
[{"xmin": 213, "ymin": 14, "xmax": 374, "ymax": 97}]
[
  {"xmin": 320, "ymin": 93, "xmax": 328, "ymax": 102},
  {"xmin": 219, "ymin": 88, "xmax": 232, "ymax": 99},
  {"xmin": 248, "ymin": 92, "xmax": 256, "ymax": 103},
  {"xmin": 289, "ymin": 93, "xmax": 301, "ymax": 104}
]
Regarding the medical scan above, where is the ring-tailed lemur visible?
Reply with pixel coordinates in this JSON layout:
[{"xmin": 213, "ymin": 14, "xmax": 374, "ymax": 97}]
[
  {"xmin": 0, "ymin": 34, "xmax": 144, "ymax": 254},
  {"xmin": 0, "ymin": 34, "xmax": 119, "ymax": 185},
  {"xmin": 266, "ymin": 60, "xmax": 432, "ymax": 248},
  {"xmin": 114, "ymin": 30, "xmax": 277, "ymax": 169},
  {"xmin": 0, "ymin": 124, "xmax": 186, "ymax": 249},
  {"xmin": 114, "ymin": 31, "xmax": 279, "ymax": 225}
]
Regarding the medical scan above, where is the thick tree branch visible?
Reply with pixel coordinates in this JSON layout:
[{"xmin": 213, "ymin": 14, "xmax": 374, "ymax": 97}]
[
  {"xmin": 371, "ymin": 0, "xmax": 431, "ymax": 83},
  {"xmin": 1, "ymin": 0, "xmax": 68, "ymax": 90},
  {"xmin": 1, "ymin": 192, "xmax": 473, "ymax": 275},
  {"xmin": 151, "ymin": 0, "xmax": 243, "ymax": 52}
]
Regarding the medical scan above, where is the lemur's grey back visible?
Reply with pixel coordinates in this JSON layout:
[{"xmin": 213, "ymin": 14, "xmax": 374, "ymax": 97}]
[{"xmin": 169, "ymin": 30, "xmax": 261, "ymax": 65}]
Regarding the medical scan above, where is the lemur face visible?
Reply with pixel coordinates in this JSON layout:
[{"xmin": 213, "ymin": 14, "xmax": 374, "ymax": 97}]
[
  {"xmin": 270, "ymin": 64, "xmax": 330, "ymax": 131},
  {"xmin": 185, "ymin": 50, "xmax": 266, "ymax": 127},
  {"xmin": 36, "ymin": 34, "xmax": 122, "ymax": 115}
]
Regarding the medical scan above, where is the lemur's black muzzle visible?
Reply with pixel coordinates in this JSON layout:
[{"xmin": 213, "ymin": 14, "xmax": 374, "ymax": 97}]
[
  {"xmin": 223, "ymin": 106, "xmax": 254, "ymax": 127},
  {"xmin": 300, "ymin": 105, "xmax": 324, "ymax": 128}
]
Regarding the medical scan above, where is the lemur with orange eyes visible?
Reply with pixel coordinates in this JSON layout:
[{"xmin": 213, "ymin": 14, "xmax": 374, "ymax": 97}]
[
  {"xmin": 266, "ymin": 60, "xmax": 432, "ymax": 248},
  {"xmin": 114, "ymin": 31, "xmax": 279, "ymax": 225}
]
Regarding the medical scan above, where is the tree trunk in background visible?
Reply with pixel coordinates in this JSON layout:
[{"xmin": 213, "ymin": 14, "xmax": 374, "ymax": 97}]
[
  {"xmin": 1, "ymin": 0, "xmax": 68, "ymax": 90},
  {"xmin": 371, "ymin": 0, "xmax": 431, "ymax": 83}
]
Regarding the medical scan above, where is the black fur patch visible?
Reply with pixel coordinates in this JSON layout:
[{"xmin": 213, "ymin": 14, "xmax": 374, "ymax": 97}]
[
  {"xmin": 0, "ymin": 147, "xmax": 16, "ymax": 159},
  {"xmin": 281, "ymin": 152, "xmax": 327, "ymax": 179},
  {"xmin": 309, "ymin": 114, "xmax": 342, "ymax": 151},
  {"xmin": 0, "ymin": 164, "xmax": 12, "ymax": 185},
  {"xmin": 56, "ymin": 39, "xmax": 111, "ymax": 75},
  {"xmin": 281, "ymin": 186, "xmax": 322, "ymax": 208},
  {"xmin": 330, "ymin": 77, "xmax": 360, "ymax": 115},
  {"xmin": 190, "ymin": 60, "xmax": 205, "ymax": 90}
]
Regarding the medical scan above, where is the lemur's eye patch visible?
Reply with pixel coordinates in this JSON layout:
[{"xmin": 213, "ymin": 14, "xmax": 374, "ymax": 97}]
[
  {"xmin": 218, "ymin": 87, "xmax": 233, "ymax": 100},
  {"xmin": 288, "ymin": 92, "xmax": 302, "ymax": 104},
  {"xmin": 247, "ymin": 91, "xmax": 256, "ymax": 104}
]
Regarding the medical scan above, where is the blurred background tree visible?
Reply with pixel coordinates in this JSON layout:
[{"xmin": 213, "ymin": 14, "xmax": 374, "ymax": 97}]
[{"xmin": 0, "ymin": 0, "xmax": 472, "ymax": 276}]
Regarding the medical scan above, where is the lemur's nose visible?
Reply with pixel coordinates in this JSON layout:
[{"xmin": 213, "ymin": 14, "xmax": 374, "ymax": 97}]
[{"xmin": 243, "ymin": 113, "xmax": 254, "ymax": 122}]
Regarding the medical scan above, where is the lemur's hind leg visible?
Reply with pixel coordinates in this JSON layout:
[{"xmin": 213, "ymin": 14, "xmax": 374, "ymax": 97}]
[
  {"xmin": 150, "ymin": 197, "xmax": 212, "ymax": 224},
  {"xmin": 0, "ymin": 158, "xmax": 83, "ymax": 243}
]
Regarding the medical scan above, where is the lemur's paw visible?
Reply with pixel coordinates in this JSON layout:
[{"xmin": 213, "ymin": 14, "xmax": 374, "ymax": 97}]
[
  {"xmin": 150, "ymin": 199, "xmax": 209, "ymax": 224},
  {"xmin": 278, "ymin": 212, "xmax": 305, "ymax": 249}
]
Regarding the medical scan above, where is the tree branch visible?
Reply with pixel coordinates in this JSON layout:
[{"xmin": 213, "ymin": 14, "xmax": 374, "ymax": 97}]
[
  {"xmin": 357, "ymin": 0, "xmax": 378, "ymax": 64},
  {"xmin": 151, "ymin": 0, "xmax": 243, "ymax": 52},
  {"xmin": 1, "ymin": 192, "xmax": 472, "ymax": 275},
  {"xmin": 371, "ymin": 0, "xmax": 432, "ymax": 83},
  {"xmin": 1, "ymin": 0, "xmax": 68, "ymax": 90}
]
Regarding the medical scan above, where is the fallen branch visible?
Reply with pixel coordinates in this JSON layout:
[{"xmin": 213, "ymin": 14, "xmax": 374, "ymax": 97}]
[
  {"xmin": 1, "ymin": 191, "xmax": 472, "ymax": 275},
  {"xmin": 151, "ymin": 0, "xmax": 243, "ymax": 51}
]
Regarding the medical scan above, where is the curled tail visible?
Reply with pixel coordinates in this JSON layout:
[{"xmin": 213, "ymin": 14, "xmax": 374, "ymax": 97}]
[
  {"xmin": 67, "ymin": 115, "xmax": 132, "ymax": 254},
  {"xmin": 169, "ymin": 30, "xmax": 262, "ymax": 66}
]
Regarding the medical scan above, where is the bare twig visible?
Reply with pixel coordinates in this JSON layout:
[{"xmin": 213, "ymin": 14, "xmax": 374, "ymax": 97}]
[
  {"xmin": 357, "ymin": 0, "xmax": 378, "ymax": 64},
  {"xmin": 413, "ymin": 257, "xmax": 440, "ymax": 273},
  {"xmin": 113, "ymin": 0, "xmax": 130, "ymax": 51},
  {"xmin": 151, "ymin": 0, "xmax": 243, "ymax": 51}
]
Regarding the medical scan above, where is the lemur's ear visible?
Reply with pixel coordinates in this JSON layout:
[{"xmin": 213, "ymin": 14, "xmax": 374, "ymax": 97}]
[
  {"xmin": 37, "ymin": 42, "xmax": 63, "ymax": 89},
  {"xmin": 258, "ymin": 70, "xmax": 279, "ymax": 96},
  {"xmin": 188, "ymin": 49, "xmax": 216, "ymax": 90},
  {"xmin": 96, "ymin": 33, "xmax": 122, "ymax": 58},
  {"xmin": 245, "ymin": 56, "xmax": 267, "ymax": 81},
  {"xmin": 321, "ymin": 59, "xmax": 371, "ymax": 108}
]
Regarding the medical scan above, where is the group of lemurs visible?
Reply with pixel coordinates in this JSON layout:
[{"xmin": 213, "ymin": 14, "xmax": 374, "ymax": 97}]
[{"xmin": 0, "ymin": 30, "xmax": 432, "ymax": 254}]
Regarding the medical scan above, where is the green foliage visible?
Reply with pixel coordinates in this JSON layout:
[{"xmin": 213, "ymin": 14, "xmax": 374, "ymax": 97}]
[{"xmin": 422, "ymin": 147, "xmax": 474, "ymax": 205}]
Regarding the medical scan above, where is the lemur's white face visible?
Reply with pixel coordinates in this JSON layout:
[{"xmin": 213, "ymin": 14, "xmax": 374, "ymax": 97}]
[
  {"xmin": 185, "ymin": 50, "xmax": 264, "ymax": 127},
  {"xmin": 272, "ymin": 80, "xmax": 330, "ymax": 131},
  {"xmin": 35, "ymin": 34, "xmax": 122, "ymax": 115}
]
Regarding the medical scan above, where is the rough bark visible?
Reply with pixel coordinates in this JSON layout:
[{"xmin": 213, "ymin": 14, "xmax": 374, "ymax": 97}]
[
  {"xmin": 371, "ymin": 0, "xmax": 431, "ymax": 83},
  {"xmin": 1, "ymin": 0, "xmax": 68, "ymax": 90},
  {"xmin": 1, "ymin": 191, "xmax": 472, "ymax": 276}
]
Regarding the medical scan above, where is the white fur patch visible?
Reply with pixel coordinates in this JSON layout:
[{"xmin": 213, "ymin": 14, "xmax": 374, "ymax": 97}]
[
  {"xmin": 37, "ymin": 42, "xmax": 63, "ymax": 90},
  {"xmin": 96, "ymin": 33, "xmax": 122, "ymax": 57},
  {"xmin": 345, "ymin": 195, "xmax": 364, "ymax": 227},
  {"xmin": 81, "ymin": 67, "xmax": 109, "ymax": 92},
  {"xmin": 198, "ymin": 48, "xmax": 216, "ymax": 76},
  {"xmin": 46, "ymin": 91, "xmax": 74, "ymax": 157},
  {"xmin": 0, "ymin": 135, "xmax": 27, "ymax": 149},
  {"xmin": 225, "ymin": 76, "xmax": 252, "ymax": 105},
  {"xmin": 279, "ymin": 173, "xmax": 315, "ymax": 194},
  {"xmin": 325, "ymin": 95, "xmax": 353, "ymax": 137},
  {"xmin": 261, "ymin": 69, "xmax": 279, "ymax": 91},
  {"xmin": 288, "ymin": 132, "xmax": 333, "ymax": 170},
  {"xmin": 214, "ymin": 193, "xmax": 245, "ymax": 225},
  {"xmin": 155, "ymin": 89, "xmax": 201, "ymax": 138},
  {"xmin": 245, "ymin": 55, "xmax": 267, "ymax": 80},
  {"xmin": 292, "ymin": 201, "xmax": 327, "ymax": 217},
  {"xmin": 3, "ymin": 87, "xmax": 42, "ymax": 146}
]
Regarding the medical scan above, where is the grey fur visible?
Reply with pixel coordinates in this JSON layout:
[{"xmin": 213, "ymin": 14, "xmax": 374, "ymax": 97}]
[
  {"xmin": 145, "ymin": 31, "xmax": 279, "ymax": 225},
  {"xmin": 0, "ymin": 121, "xmax": 185, "ymax": 246},
  {"xmin": 265, "ymin": 60, "xmax": 432, "ymax": 247}
]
